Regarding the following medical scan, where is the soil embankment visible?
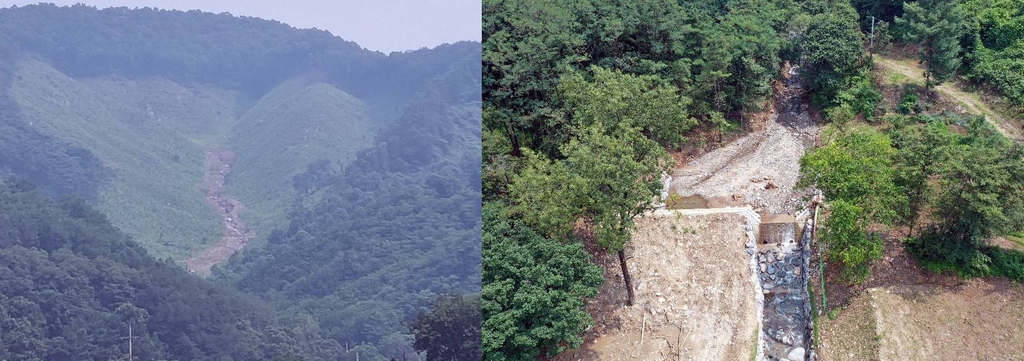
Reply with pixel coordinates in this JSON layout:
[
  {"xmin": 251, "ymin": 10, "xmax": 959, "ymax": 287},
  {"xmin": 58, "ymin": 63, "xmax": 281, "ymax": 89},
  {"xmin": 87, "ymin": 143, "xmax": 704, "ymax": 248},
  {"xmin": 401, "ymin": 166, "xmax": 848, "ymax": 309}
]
[{"xmin": 184, "ymin": 149, "xmax": 253, "ymax": 274}]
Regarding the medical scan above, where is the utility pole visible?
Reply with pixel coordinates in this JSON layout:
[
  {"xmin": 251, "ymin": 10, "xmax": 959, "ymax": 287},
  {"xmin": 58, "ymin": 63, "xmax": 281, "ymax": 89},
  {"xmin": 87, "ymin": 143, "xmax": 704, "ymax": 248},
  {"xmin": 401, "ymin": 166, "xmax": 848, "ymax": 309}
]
[
  {"xmin": 121, "ymin": 322, "xmax": 139, "ymax": 361},
  {"xmin": 870, "ymin": 16, "xmax": 876, "ymax": 58}
]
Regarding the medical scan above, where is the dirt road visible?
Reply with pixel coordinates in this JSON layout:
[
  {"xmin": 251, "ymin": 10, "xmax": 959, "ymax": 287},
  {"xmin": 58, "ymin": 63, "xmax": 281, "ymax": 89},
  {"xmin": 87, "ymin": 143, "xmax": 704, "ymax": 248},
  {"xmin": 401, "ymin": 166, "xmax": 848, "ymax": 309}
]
[
  {"xmin": 183, "ymin": 149, "xmax": 253, "ymax": 274},
  {"xmin": 875, "ymin": 56, "xmax": 1023, "ymax": 141}
]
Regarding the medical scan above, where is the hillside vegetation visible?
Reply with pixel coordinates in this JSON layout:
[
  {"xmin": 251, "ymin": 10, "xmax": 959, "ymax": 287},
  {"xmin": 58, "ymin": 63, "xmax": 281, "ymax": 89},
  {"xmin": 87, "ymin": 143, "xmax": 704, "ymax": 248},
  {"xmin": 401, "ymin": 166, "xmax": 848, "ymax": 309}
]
[
  {"xmin": 0, "ymin": 4, "xmax": 482, "ymax": 360},
  {"xmin": 0, "ymin": 180, "xmax": 346, "ymax": 361},
  {"xmin": 0, "ymin": 4, "xmax": 470, "ymax": 260}
]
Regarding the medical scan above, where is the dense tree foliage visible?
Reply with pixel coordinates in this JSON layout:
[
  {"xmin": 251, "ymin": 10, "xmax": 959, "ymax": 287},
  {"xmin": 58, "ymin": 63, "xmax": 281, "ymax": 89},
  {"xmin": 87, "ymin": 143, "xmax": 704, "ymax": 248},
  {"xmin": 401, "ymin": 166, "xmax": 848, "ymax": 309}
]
[
  {"xmin": 511, "ymin": 123, "xmax": 670, "ymax": 305},
  {"xmin": 212, "ymin": 57, "xmax": 483, "ymax": 360},
  {"xmin": 0, "ymin": 4, "xmax": 483, "ymax": 360},
  {"xmin": 481, "ymin": 203, "xmax": 603, "ymax": 360},
  {"xmin": 803, "ymin": 2, "xmax": 867, "ymax": 107},
  {"xmin": 907, "ymin": 118, "xmax": 1024, "ymax": 277},
  {"xmin": 799, "ymin": 126, "xmax": 900, "ymax": 281},
  {"xmin": 895, "ymin": 0, "xmax": 971, "ymax": 88},
  {"xmin": 961, "ymin": 0, "xmax": 1024, "ymax": 107},
  {"xmin": 0, "ymin": 180, "xmax": 346, "ymax": 360},
  {"xmin": 0, "ymin": 3, "xmax": 476, "ymax": 190},
  {"xmin": 891, "ymin": 121, "xmax": 956, "ymax": 234},
  {"xmin": 410, "ymin": 293, "xmax": 482, "ymax": 361},
  {"xmin": 483, "ymin": 0, "xmax": 799, "ymax": 158}
]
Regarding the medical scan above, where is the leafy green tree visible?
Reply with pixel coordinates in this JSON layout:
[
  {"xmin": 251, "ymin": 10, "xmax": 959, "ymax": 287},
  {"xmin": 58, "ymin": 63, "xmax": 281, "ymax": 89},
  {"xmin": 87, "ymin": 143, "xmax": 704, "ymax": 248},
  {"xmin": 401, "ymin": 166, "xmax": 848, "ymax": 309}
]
[
  {"xmin": 508, "ymin": 149, "xmax": 585, "ymax": 242},
  {"xmin": 559, "ymin": 66, "xmax": 697, "ymax": 149},
  {"xmin": 896, "ymin": 0, "xmax": 970, "ymax": 88},
  {"xmin": 835, "ymin": 71, "xmax": 882, "ymax": 121},
  {"xmin": 891, "ymin": 121, "xmax": 956, "ymax": 235},
  {"xmin": 910, "ymin": 118, "xmax": 1024, "ymax": 274},
  {"xmin": 511, "ymin": 123, "xmax": 671, "ymax": 306},
  {"xmin": 961, "ymin": 0, "xmax": 1024, "ymax": 106},
  {"xmin": 564, "ymin": 124, "xmax": 672, "ymax": 306},
  {"xmin": 821, "ymin": 199, "xmax": 884, "ymax": 281},
  {"xmin": 483, "ymin": 0, "xmax": 587, "ymax": 157},
  {"xmin": 411, "ymin": 294, "xmax": 482, "ymax": 361},
  {"xmin": 800, "ymin": 126, "xmax": 900, "ymax": 213},
  {"xmin": 799, "ymin": 126, "xmax": 901, "ymax": 280},
  {"xmin": 482, "ymin": 203, "xmax": 603, "ymax": 361},
  {"xmin": 804, "ymin": 2, "xmax": 866, "ymax": 107}
]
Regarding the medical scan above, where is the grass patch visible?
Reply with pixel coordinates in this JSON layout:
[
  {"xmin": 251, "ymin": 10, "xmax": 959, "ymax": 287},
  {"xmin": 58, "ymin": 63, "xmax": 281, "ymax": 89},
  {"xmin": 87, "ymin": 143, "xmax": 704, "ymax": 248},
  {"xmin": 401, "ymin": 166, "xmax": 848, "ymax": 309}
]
[
  {"xmin": 749, "ymin": 324, "xmax": 760, "ymax": 361},
  {"xmin": 809, "ymin": 283, "xmax": 820, "ymax": 347},
  {"xmin": 1008, "ymin": 231, "xmax": 1024, "ymax": 248}
]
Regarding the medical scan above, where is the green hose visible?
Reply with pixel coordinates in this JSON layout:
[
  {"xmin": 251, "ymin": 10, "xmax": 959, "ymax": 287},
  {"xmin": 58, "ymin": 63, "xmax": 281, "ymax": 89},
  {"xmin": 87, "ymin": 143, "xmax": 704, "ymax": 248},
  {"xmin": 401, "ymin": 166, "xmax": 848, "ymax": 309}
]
[{"xmin": 815, "ymin": 204, "xmax": 826, "ymax": 313}]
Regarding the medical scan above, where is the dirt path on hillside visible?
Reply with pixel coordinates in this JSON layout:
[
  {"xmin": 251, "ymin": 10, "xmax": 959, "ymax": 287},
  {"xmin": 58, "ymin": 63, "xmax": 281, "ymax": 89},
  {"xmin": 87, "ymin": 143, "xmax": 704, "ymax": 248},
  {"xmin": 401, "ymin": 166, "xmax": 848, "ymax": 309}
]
[
  {"xmin": 183, "ymin": 149, "xmax": 253, "ymax": 274},
  {"xmin": 671, "ymin": 63, "xmax": 819, "ymax": 215},
  {"xmin": 875, "ymin": 56, "xmax": 1024, "ymax": 141}
]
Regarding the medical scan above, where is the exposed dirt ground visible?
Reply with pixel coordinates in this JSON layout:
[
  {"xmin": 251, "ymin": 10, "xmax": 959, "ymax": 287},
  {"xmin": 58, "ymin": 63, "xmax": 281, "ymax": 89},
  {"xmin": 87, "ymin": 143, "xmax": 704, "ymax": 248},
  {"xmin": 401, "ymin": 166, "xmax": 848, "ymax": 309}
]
[
  {"xmin": 555, "ymin": 212, "xmax": 760, "ymax": 361},
  {"xmin": 872, "ymin": 282, "xmax": 1024, "ymax": 360},
  {"xmin": 816, "ymin": 289, "xmax": 881, "ymax": 361},
  {"xmin": 992, "ymin": 236, "xmax": 1024, "ymax": 253},
  {"xmin": 816, "ymin": 234, "xmax": 1024, "ymax": 361},
  {"xmin": 183, "ymin": 149, "xmax": 253, "ymax": 274},
  {"xmin": 671, "ymin": 64, "xmax": 820, "ymax": 216}
]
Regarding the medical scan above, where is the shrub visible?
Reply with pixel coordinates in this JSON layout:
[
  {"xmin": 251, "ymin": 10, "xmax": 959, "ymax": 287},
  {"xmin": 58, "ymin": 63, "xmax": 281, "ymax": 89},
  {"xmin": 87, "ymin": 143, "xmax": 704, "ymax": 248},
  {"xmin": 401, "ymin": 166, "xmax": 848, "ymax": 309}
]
[
  {"xmin": 837, "ymin": 73, "xmax": 882, "ymax": 121},
  {"xmin": 897, "ymin": 85, "xmax": 921, "ymax": 115}
]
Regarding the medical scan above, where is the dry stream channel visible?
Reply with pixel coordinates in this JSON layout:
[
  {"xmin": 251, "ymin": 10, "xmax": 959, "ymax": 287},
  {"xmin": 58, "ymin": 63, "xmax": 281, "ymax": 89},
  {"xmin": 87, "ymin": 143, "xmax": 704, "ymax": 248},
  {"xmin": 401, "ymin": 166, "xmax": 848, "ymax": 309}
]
[{"xmin": 183, "ymin": 149, "xmax": 253, "ymax": 274}]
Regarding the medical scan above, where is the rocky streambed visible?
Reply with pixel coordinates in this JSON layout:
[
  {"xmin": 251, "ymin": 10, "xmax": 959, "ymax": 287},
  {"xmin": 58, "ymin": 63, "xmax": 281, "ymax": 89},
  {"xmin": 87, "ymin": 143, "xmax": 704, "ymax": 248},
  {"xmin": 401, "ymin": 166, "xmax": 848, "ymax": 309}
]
[{"xmin": 753, "ymin": 219, "xmax": 814, "ymax": 360}]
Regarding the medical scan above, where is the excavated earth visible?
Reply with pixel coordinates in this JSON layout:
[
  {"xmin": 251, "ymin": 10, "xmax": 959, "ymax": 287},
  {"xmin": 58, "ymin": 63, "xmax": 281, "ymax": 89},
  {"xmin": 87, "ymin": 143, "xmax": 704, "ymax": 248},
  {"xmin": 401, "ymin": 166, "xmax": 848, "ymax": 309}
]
[{"xmin": 555, "ymin": 211, "xmax": 762, "ymax": 361}]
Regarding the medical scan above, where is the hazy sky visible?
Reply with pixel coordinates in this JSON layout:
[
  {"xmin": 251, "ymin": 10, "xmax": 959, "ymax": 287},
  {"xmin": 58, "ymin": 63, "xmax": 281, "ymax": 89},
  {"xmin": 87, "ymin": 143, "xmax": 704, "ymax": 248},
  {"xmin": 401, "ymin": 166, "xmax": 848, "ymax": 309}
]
[{"xmin": 0, "ymin": 0, "xmax": 481, "ymax": 53}]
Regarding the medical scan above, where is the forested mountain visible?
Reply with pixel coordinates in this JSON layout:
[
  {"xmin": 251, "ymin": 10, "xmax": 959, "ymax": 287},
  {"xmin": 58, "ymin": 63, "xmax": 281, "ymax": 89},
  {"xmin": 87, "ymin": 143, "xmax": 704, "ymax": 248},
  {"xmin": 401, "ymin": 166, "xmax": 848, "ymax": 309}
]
[
  {"xmin": 213, "ymin": 50, "xmax": 483, "ymax": 359},
  {"xmin": 0, "ymin": 3, "xmax": 478, "ymax": 259},
  {"xmin": 0, "ymin": 4, "xmax": 480, "ymax": 360},
  {"xmin": 0, "ymin": 180, "xmax": 344, "ymax": 360}
]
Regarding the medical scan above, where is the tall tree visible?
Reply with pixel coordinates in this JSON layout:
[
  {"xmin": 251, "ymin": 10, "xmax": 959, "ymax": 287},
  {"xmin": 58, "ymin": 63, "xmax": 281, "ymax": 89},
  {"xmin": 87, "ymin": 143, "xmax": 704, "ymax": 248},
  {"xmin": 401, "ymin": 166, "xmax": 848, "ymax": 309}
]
[
  {"xmin": 799, "ymin": 126, "xmax": 901, "ymax": 280},
  {"xmin": 896, "ymin": 0, "xmax": 970, "ymax": 89},
  {"xmin": 891, "ymin": 121, "xmax": 956, "ymax": 235},
  {"xmin": 482, "ymin": 0, "xmax": 587, "ymax": 157},
  {"xmin": 511, "ymin": 123, "xmax": 672, "ymax": 306},
  {"xmin": 911, "ymin": 118, "xmax": 1024, "ymax": 273},
  {"xmin": 804, "ymin": 2, "xmax": 866, "ymax": 107},
  {"xmin": 566, "ymin": 124, "xmax": 672, "ymax": 306}
]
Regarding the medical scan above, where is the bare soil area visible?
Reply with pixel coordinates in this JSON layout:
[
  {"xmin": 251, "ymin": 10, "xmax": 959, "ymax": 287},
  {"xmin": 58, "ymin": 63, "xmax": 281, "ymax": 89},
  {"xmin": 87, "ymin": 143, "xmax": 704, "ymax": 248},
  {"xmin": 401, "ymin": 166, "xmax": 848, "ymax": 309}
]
[
  {"xmin": 555, "ymin": 212, "xmax": 760, "ymax": 361},
  {"xmin": 817, "ymin": 235, "xmax": 1024, "ymax": 361},
  {"xmin": 671, "ymin": 64, "xmax": 819, "ymax": 215},
  {"xmin": 183, "ymin": 149, "xmax": 253, "ymax": 274},
  {"xmin": 816, "ymin": 291, "xmax": 880, "ymax": 361},
  {"xmin": 872, "ymin": 282, "xmax": 1024, "ymax": 361}
]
